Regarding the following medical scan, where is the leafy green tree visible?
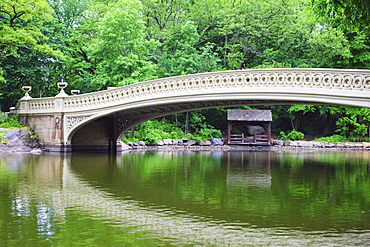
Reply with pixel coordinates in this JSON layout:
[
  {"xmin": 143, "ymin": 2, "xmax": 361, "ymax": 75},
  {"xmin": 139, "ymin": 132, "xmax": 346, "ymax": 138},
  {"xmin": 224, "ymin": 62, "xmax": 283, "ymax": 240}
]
[
  {"xmin": 61, "ymin": 0, "xmax": 159, "ymax": 90},
  {"xmin": 49, "ymin": 0, "xmax": 90, "ymax": 34},
  {"xmin": 288, "ymin": 105, "xmax": 370, "ymax": 140},
  {"xmin": 335, "ymin": 107, "xmax": 370, "ymax": 140},
  {"xmin": 0, "ymin": 0, "xmax": 64, "ymax": 109},
  {"xmin": 89, "ymin": 0, "xmax": 158, "ymax": 87},
  {"xmin": 154, "ymin": 21, "xmax": 220, "ymax": 77},
  {"xmin": 311, "ymin": 0, "xmax": 370, "ymax": 31},
  {"xmin": 0, "ymin": 0, "xmax": 61, "ymax": 56},
  {"xmin": 141, "ymin": 0, "xmax": 220, "ymax": 77},
  {"xmin": 49, "ymin": 0, "xmax": 99, "ymax": 93}
]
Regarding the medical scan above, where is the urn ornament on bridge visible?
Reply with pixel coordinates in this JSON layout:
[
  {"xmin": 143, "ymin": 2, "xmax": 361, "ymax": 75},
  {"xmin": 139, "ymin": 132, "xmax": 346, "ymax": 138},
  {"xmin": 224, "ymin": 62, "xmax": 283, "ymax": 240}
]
[
  {"xmin": 56, "ymin": 77, "xmax": 69, "ymax": 97},
  {"xmin": 71, "ymin": 90, "xmax": 80, "ymax": 95},
  {"xmin": 21, "ymin": 86, "xmax": 32, "ymax": 100}
]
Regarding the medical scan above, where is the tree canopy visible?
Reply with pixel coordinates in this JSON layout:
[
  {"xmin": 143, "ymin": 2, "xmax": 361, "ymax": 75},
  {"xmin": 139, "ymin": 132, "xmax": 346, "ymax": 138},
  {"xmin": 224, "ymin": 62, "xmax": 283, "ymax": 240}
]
[{"xmin": 312, "ymin": 0, "xmax": 370, "ymax": 32}]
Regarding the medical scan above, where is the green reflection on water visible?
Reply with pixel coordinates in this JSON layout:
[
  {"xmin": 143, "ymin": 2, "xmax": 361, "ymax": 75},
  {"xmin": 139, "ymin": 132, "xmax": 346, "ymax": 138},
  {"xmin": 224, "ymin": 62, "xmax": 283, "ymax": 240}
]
[
  {"xmin": 70, "ymin": 151, "xmax": 370, "ymax": 230},
  {"xmin": 0, "ymin": 154, "xmax": 168, "ymax": 247},
  {"xmin": 0, "ymin": 151, "xmax": 370, "ymax": 246}
]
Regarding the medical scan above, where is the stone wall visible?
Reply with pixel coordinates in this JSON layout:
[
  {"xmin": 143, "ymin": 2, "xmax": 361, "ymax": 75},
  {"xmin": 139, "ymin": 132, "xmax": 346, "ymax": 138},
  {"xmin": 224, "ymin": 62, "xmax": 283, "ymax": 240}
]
[
  {"xmin": 20, "ymin": 114, "xmax": 64, "ymax": 151},
  {"xmin": 71, "ymin": 117, "xmax": 117, "ymax": 152}
]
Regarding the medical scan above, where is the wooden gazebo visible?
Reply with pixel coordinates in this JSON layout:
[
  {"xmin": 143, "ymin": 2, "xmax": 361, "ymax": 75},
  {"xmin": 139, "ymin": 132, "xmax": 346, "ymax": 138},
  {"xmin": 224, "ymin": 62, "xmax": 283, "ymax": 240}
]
[{"xmin": 227, "ymin": 110, "xmax": 272, "ymax": 145}]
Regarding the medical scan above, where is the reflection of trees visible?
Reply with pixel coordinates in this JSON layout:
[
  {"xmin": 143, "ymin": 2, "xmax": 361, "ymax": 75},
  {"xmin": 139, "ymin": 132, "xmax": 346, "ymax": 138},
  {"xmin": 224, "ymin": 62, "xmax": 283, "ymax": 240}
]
[
  {"xmin": 0, "ymin": 154, "xmax": 62, "ymax": 245},
  {"xmin": 271, "ymin": 152, "xmax": 370, "ymax": 229},
  {"xmin": 71, "ymin": 151, "xmax": 278, "ymax": 225},
  {"xmin": 70, "ymin": 151, "xmax": 370, "ymax": 230},
  {"xmin": 1, "ymin": 151, "xmax": 370, "ymax": 246}
]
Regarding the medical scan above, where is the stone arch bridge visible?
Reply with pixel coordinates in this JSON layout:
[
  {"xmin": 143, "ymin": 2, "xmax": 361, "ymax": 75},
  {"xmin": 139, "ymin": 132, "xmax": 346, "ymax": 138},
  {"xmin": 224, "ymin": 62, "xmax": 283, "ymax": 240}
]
[{"xmin": 15, "ymin": 68, "xmax": 370, "ymax": 152}]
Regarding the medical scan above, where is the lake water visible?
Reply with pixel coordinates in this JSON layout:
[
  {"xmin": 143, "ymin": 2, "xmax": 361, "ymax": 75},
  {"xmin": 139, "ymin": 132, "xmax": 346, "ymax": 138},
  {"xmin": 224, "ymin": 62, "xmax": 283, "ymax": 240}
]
[{"xmin": 0, "ymin": 150, "xmax": 369, "ymax": 246}]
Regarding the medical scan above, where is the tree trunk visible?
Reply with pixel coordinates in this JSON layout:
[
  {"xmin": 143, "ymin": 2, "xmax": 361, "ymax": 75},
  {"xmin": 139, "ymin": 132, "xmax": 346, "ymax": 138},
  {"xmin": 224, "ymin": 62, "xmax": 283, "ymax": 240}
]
[
  {"xmin": 130, "ymin": 127, "xmax": 135, "ymax": 137},
  {"xmin": 324, "ymin": 113, "xmax": 332, "ymax": 134},
  {"xmin": 184, "ymin": 111, "xmax": 189, "ymax": 135}
]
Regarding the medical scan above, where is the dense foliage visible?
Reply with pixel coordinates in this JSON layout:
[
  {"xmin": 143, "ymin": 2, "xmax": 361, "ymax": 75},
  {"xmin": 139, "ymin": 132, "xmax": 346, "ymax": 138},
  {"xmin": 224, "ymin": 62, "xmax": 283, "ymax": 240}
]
[
  {"xmin": 0, "ymin": 113, "xmax": 23, "ymax": 129},
  {"xmin": 1, "ymin": 0, "xmax": 370, "ymax": 140}
]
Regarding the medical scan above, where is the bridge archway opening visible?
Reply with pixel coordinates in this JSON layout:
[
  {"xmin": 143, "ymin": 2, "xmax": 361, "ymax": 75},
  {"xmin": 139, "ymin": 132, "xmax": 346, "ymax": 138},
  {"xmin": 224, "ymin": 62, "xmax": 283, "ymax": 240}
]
[{"xmin": 68, "ymin": 99, "xmax": 361, "ymax": 152}]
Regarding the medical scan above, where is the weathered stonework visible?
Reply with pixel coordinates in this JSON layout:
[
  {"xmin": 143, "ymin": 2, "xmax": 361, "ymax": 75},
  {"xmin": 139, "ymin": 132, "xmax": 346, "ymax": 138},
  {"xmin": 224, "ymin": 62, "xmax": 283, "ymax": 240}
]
[
  {"xmin": 20, "ymin": 114, "xmax": 64, "ymax": 146},
  {"xmin": 71, "ymin": 117, "xmax": 116, "ymax": 152}
]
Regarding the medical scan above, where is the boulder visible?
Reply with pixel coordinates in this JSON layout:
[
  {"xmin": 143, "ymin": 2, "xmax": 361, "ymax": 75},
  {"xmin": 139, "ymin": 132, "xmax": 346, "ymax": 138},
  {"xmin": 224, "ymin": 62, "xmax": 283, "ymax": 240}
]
[
  {"xmin": 118, "ymin": 142, "xmax": 131, "ymax": 150},
  {"xmin": 245, "ymin": 125, "xmax": 265, "ymax": 135},
  {"xmin": 344, "ymin": 143, "xmax": 354, "ymax": 148},
  {"xmin": 163, "ymin": 139, "xmax": 173, "ymax": 145},
  {"xmin": 156, "ymin": 140, "xmax": 164, "ymax": 146},
  {"xmin": 321, "ymin": 142, "xmax": 336, "ymax": 148},
  {"xmin": 30, "ymin": 148, "xmax": 43, "ymax": 154},
  {"xmin": 181, "ymin": 139, "xmax": 196, "ymax": 146},
  {"xmin": 312, "ymin": 142, "xmax": 322, "ymax": 147},
  {"xmin": 209, "ymin": 138, "xmax": 223, "ymax": 146},
  {"xmin": 362, "ymin": 142, "xmax": 370, "ymax": 148},
  {"xmin": 136, "ymin": 141, "xmax": 146, "ymax": 146},
  {"xmin": 297, "ymin": 141, "xmax": 313, "ymax": 147},
  {"xmin": 273, "ymin": 140, "xmax": 284, "ymax": 146},
  {"xmin": 197, "ymin": 140, "xmax": 211, "ymax": 146},
  {"xmin": 6, "ymin": 129, "xmax": 31, "ymax": 146}
]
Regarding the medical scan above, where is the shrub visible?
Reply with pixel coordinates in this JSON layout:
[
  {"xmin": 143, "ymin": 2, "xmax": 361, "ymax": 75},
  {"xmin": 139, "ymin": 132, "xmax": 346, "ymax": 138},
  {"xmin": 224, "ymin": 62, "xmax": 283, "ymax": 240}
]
[
  {"xmin": 0, "ymin": 114, "xmax": 23, "ymax": 129},
  {"xmin": 195, "ymin": 127, "xmax": 222, "ymax": 140},
  {"xmin": 121, "ymin": 119, "xmax": 223, "ymax": 144},
  {"xmin": 314, "ymin": 135, "xmax": 347, "ymax": 143},
  {"xmin": 279, "ymin": 130, "xmax": 305, "ymax": 141},
  {"xmin": 122, "ymin": 119, "xmax": 185, "ymax": 144},
  {"xmin": 315, "ymin": 135, "xmax": 370, "ymax": 143}
]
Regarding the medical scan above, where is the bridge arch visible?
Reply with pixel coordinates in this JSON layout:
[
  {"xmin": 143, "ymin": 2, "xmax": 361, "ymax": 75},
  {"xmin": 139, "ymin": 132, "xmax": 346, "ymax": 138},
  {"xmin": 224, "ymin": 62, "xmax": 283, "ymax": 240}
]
[{"xmin": 16, "ymin": 68, "xmax": 370, "ymax": 151}]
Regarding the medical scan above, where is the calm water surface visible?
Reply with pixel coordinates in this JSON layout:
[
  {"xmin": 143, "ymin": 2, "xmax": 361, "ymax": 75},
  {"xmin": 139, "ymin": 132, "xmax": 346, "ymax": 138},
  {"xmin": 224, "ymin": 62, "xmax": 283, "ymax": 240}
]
[{"xmin": 0, "ymin": 150, "xmax": 370, "ymax": 246}]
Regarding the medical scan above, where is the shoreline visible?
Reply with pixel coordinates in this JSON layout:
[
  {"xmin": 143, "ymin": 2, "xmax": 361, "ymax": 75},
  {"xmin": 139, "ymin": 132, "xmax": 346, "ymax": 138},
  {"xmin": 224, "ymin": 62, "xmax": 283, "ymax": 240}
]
[
  {"xmin": 1, "ymin": 144, "xmax": 370, "ymax": 153},
  {"xmin": 1, "ymin": 126, "xmax": 370, "ymax": 153},
  {"xmin": 120, "ymin": 140, "xmax": 370, "ymax": 153}
]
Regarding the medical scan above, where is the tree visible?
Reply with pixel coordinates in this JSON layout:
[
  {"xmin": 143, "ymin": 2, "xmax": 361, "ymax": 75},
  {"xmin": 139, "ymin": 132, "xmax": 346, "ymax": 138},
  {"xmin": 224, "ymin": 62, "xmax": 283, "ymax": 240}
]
[
  {"xmin": 0, "ymin": 0, "xmax": 64, "ymax": 109},
  {"xmin": 310, "ymin": 0, "xmax": 370, "ymax": 69},
  {"xmin": 154, "ymin": 21, "xmax": 220, "ymax": 77},
  {"xmin": 311, "ymin": 0, "xmax": 370, "ymax": 32},
  {"xmin": 141, "ymin": 0, "xmax": 220, "ymax": 77},
  {"xmin": 90, "ymin": 0, "xmax": 158, "ymax": 87},
  {"xmin": 288, "ymin": 105, "xmax": 370, "ymax": 140},
  {"xmin": 0, "ymin": 0, "xmax": 61, "ymax": 56}
]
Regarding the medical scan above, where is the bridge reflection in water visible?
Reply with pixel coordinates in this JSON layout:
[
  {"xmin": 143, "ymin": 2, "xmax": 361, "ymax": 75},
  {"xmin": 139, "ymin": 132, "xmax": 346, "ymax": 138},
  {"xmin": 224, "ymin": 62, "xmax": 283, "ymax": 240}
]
[{"xmin": 5, "ymin": 152, "xmax": 370, "ymax": 246}]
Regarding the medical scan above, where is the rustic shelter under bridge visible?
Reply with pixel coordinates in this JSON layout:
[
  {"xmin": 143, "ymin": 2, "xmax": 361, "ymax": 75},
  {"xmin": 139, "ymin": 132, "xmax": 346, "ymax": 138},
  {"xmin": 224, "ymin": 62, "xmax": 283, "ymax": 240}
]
[{"xmin": 227, "ymin": 110, "xmax": 272, "ymax": 145}]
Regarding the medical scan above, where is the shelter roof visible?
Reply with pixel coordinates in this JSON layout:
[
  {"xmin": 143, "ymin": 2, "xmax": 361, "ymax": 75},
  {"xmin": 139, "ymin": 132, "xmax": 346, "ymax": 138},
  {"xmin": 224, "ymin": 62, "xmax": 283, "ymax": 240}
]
[{"xmin": 227, "ymin": 110, "xmax": 272, "ymax": 122}]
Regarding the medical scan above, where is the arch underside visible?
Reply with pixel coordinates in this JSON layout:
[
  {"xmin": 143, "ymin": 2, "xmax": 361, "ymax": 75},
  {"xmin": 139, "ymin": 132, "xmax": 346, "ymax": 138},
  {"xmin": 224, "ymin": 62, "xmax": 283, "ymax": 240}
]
[
  {"xmin": 111, "ymin": 99, "xmax": 320, "ymax": 136},
  {"xmin": 68, "ymin": 98, "xmax": 343, "ymax": 148}
]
